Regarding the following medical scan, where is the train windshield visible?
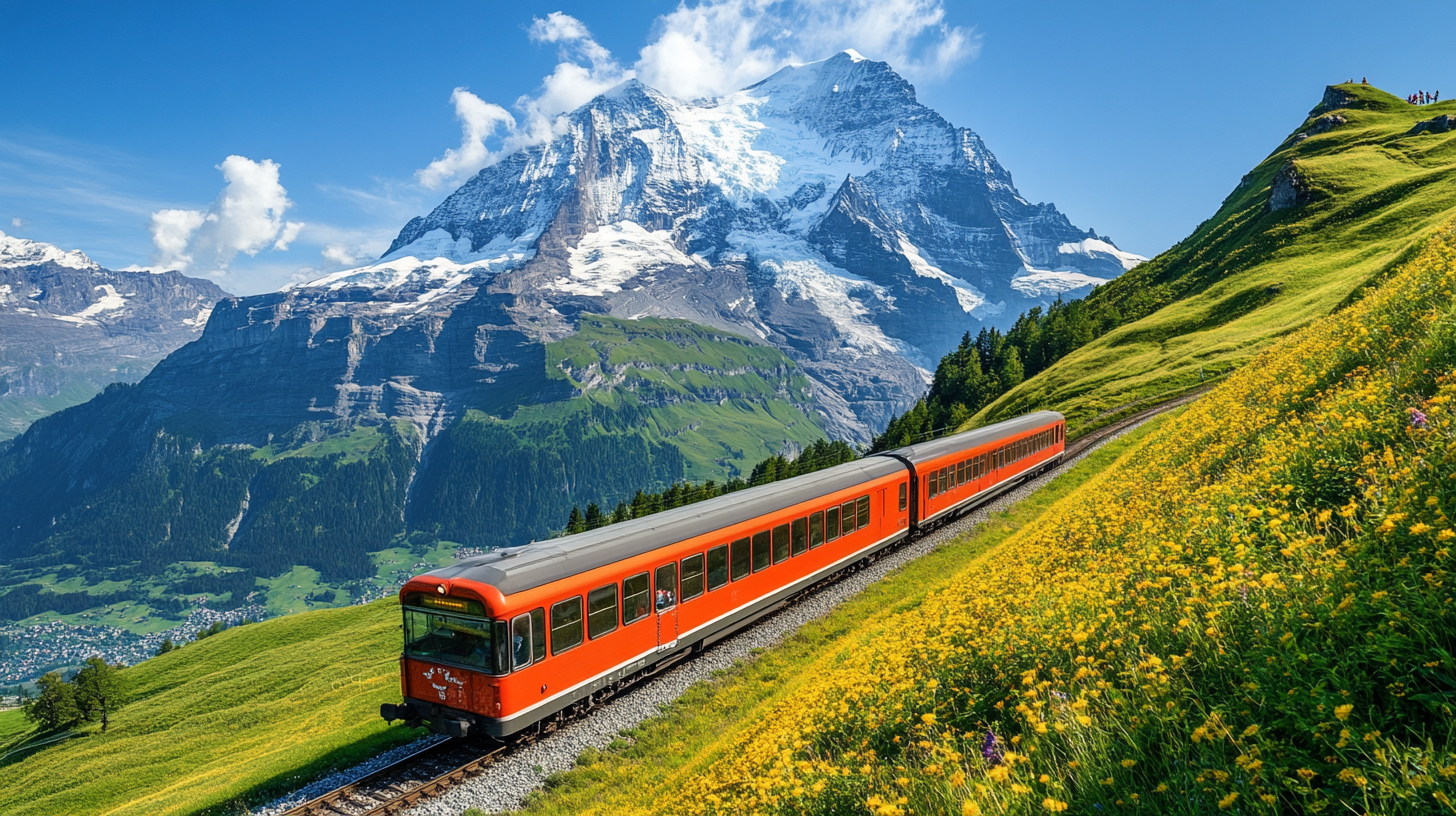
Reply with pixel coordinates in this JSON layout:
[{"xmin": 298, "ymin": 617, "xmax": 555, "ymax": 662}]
[{"xmin": 403, "ymin": 608, "xmax": 509, "ymax": 675}]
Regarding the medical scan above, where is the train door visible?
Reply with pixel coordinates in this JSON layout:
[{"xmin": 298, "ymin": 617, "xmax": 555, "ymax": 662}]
[{"xmin": 654, "ymin": 561, "xmax": 679, "ymax": 651}]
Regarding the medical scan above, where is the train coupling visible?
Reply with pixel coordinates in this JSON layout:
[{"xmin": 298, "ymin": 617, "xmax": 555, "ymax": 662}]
[{"xmin": 380, "ymin": 702, "xmax": 419, "ymax": 723}]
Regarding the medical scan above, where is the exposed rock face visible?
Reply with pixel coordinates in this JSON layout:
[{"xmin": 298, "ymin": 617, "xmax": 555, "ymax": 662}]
[
  {"xmin": 1268, "ymin": 161, "xmax": 1312, "ymax": 212},
  {"xmin": 1307, "ymin": 114, "xmax": 1347, "ymax": 135},
  {"xmin": 1317, "ymin": 85, "xmax": 1359, "ymax": 114},
  {"xmin": 0, "ymin": 231, "xmax": 229, "ymax": 438},
  {"xmin": 1409, "ymin": 114, "xmax": 1456, "ymax": 136}
]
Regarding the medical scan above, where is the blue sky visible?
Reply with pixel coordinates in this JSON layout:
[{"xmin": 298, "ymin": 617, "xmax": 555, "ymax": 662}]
[{"xmin": 2, "ymin": 0, "xmax": 1452, "ymax": 294}]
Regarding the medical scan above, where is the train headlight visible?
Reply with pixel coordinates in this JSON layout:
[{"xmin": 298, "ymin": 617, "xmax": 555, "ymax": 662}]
[{"xmin": 436, "ymin": 585, "xmax": 446, "ymax": 594}]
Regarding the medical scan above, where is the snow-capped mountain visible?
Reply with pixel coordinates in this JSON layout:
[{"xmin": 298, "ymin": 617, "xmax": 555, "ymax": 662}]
[
  {"xmin": 0, "ymin": 230, "xmax": 229, "ymax": 439},
  {"xmin": 294, "ymin": 51, "xmax": 1139, "ymax": 437}
]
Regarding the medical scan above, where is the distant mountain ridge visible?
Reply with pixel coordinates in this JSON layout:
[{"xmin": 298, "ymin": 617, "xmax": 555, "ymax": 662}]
[{"xmin": 0, "ymin": 230, "xmax": 229, "ymax": 440}]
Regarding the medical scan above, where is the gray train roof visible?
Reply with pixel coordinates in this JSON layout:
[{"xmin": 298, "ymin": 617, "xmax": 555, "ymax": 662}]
[
  {"xmin": 423, "ymin": 456, "xmax": 905, "ymax": 598},
  {"xmin": 879, "ymin": 411, "xmax": 1063, "ymax": 467}
]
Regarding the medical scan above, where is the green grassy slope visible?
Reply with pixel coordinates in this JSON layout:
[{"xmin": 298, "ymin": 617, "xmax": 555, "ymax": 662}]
[
  {"xmin": 976, "ymin": 84, "xmax": 1456, "ymax": 433},
  {"xmin": 0, "ymin": 600, "xmax": 418, "ymax": 816},
  {"xmin": 538, "ymin": 314, "xmax": 826, "ymax": 481}
]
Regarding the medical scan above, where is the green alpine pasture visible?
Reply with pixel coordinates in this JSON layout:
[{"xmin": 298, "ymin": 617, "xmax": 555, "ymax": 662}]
[
  {"xmin": 976, "ymin": 84, "xmax": 1456, "ymax": 434},
  {"xmin": 0, "ymin": 599, "xmax": 421, "ymax": 816},
  {"xmin": 536, "ymin": 313, "xmax": 826, "ymax": 481}
]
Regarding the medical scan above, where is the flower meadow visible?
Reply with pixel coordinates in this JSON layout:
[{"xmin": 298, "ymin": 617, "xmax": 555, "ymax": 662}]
[{"xmin": 672, "ymin": 226, "xmax": 1456, "ymax": 815}]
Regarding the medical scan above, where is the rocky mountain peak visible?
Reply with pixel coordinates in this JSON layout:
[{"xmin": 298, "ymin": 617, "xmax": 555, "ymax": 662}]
[{"xmin": 0, "ymin": 230, "xmax": 100, "ymax": 271}]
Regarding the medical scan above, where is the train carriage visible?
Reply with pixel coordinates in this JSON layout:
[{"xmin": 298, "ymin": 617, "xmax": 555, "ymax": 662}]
[
  {"xmin": 385, "ymin": 410, "xmax": 1065, "ymax": 740},
  {"xmin": 882, "ymin": 410, "xmax": 1065, "ymax": 526}
]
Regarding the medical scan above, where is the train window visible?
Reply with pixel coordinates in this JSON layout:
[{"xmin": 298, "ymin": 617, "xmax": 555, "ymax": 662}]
[
  {"xmin": 773, "ymin": 524, "xmax": 791, "ymax": 564},
  {"xmin": 550, "ymin": 597, "xmax": 583, "ymax": 655},
  {"xmin": 898, "ymin": 482, "xmax": 907, "ymax": 511},
  {"xmin": 954, "ymin": 461, "xmax": 962, "ymax": 486},
  {"xmin": 706, "ymin": 545, "xmax": 729, "ymax": 590},
  {"xmin": 791, "ymin": 517, "xmax": 808, "ymax": 556},
  {"xmin": 404, "ymin": 609, "xmax": 497, "ymax": 672},
  {"xmin": 752, "ymin": 531, "xmax": 772, "ymax": 573},
  {"xmin": 531, "ymin": 608, "xmax": 546, "ymax": 663},
  {"xmin": 681, "ymin": 554, "xmax": 705, "ymax": 601},
  {"xmin": 927, "ymin": 475, "xmax": 938, "ymax": 499},
  {"xmin": 731, "ymin": 537, "xmax": 751, "ymax": 581},
  {"xmin": 511, "ymin": 614, "xmax": 533, "ymax": 670},
  {"xmin": 940, "ymin": 467, "xmax": 950, "ymax": 493},
  {"xmin": 841, "ymin": 500, "xmax": 857, "ymax": 535},
  {"xmin": 587, "ymin": 584, "xmax": 618, "ymax": 640},
  {"xmin": 623, "ymin": 573, "xmax": 651, "ymax": 625},
  {"xmin": 655, "ymin": 562, "xmax": 677, "ymax": 610},
  {"xmin": 857, "ymin": 495, "xmax": 870, "ymax": 529},
  {"xmin": 809, "ymin": 511, "xmax": 825, "ymax": 548},
  {"xmin": 826, "ymin": 506, "xmax": 841, "ymax": 541}
]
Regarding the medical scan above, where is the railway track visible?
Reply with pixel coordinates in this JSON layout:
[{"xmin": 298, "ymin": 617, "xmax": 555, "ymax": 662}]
[
  {"xmin": 279, "ymin": 393, "xmax": 1199, "ymax": 816},
  {"xmin": 279, "ymin": 739, "xmax": 503, "ymax": 815}
]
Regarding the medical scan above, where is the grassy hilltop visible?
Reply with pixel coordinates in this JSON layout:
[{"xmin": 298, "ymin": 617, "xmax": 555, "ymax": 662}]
[{"xmin": 977, "ymin": 83, "xmax": 1456, "ymax": 433}]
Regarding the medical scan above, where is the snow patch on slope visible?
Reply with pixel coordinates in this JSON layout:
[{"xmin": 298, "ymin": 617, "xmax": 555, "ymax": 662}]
[
  {"xmin": 896, "ymin": 236, "xmax": 990, "ymax": 315},
  {"xmin": 558, "ymin": 222, "xmax": 705, "ymax": 296},
  {"xmin": 666, "ymin": 90, "xmax": 873, "ymax": 213},
  {"xmin": 292, "ymin": 230, "xmax": 535, "ymax": 312},
  {"xmin": 1010, "ymin": 268, "xmax": 1111, "ymax": 298},
  {"xmin": 729, "ymin": 230, "xmax": 930, "ymax": 370},
  {"xmin": 52, "ymin": 284, "xmax": 128, "ymax": 325},
  {"xmin": 0, "ymin": 230, "xmax": 100, "ymax": 271},
  {"xmin": 1058, "ymin": 238, "xmax": 1145, "ymax": 271}
]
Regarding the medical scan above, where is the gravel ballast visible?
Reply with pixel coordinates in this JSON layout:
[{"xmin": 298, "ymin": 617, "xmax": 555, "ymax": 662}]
[{"xmin": 252, "ymin": 425, "xmax": 1144, "ymax": 816}]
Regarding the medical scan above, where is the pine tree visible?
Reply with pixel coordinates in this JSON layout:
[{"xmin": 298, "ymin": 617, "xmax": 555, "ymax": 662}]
[
  {"xmin": 611, "ymin": 502, "xmax": 629, "ymax": 523},
  {"xmin": 566, "ymin": 506, "xmax": 585, "ymax": 534},
  {"xmin": 584, "ymin": 502, "xmax": 604, "ymax": 530}
]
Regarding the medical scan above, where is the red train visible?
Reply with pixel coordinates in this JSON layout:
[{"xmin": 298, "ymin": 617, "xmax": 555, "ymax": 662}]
[{"xmin": 381, "ymin": 411, "xmax": 1065, "ymax": 739}]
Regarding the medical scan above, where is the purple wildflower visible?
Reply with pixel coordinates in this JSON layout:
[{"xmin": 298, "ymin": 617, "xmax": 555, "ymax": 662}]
[
  {"xmin": 981, "ymin": 729, "xmax": 1003, "ymax": 766},
  {"xmin": 1410, "ymin": 408, "xmax": 1428, "ymax": 430}
]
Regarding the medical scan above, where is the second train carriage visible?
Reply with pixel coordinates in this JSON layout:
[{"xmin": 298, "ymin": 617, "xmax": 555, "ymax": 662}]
[{"xmin": 384, "ymin": 411, "xmax": 1065, "ymax": 739}]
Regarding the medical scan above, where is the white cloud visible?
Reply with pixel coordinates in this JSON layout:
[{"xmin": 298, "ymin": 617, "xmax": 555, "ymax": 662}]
[
  {"xmin": 415, "ymin": 12, "xmax": 630, "ymax": 190},
  {"xmin": 413, "ymin": 3, "xmax": 976, "ymax": 192},
  {"xmin": 148, "ymin": 155, "xmax": 305, "ymax": 272},
  {"xmin": 10, "ymin": 217, "xmax": 24, "ymax": 229},
  {"xmin": 322, "ymin": 243, "xmax": 362, "ymax": 267},
  {"xmin": 636, "ymin": 0, "xmax": 979, "ymax": 100},
  {"xmin": 415, "ymin": 89, "xmax": 517, "ymax": 190}
]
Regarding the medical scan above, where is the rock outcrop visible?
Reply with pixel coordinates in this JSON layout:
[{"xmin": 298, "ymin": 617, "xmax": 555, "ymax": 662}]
[
  {"xmin": 1268, "ymin": 161, "xmax": 1312, "ymax": 212},
  {"xmin": 1409, "ymin": 114, "xmax": 1456, "ymax": 136}
]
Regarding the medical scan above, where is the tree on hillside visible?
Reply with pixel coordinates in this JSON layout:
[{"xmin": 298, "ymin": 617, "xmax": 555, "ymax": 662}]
[
  {"xmin": 23, "ymin": 671, "xmax": 81, "ymax": 732},
  {"xmin": 74, "ymin": 656, "xmax": 124, "ymax": 732},
  {"xmin": 565, "ymin": 506, "xmax": 585, "ymax": 534},
  {"xmin": 155, "ymin": 638, "xmax": 177, "ymax": 656},
  {"xmin": 584, "ymin": 502, "xmax": 605, "ymax": 530}
]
